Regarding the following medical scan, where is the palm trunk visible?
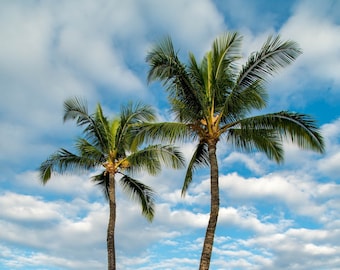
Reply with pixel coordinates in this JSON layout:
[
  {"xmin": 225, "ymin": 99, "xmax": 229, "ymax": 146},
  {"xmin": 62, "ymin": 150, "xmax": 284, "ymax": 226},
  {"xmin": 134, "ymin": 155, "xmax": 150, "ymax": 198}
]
[
  {"xmin": 107, "ymin": 172, "xmax": 116, "ymax": 270},
  {"xmin": 199, "ymin": 141, "xmax": 219, "ymax": 270}
]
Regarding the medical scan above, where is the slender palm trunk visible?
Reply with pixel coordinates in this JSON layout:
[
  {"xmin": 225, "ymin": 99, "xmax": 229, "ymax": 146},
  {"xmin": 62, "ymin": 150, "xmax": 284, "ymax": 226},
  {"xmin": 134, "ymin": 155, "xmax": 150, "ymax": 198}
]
[
  {"xmin": 199, "ymin": 141, "xmax": 219, "ymax": 270},
  {"xmin": 107, "ymin": 173, "xmax": 116, "ymax": 270}
]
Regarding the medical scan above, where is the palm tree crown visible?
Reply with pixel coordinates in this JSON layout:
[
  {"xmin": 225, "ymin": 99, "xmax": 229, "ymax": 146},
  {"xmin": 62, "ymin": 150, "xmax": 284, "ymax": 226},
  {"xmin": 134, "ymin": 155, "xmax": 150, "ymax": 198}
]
[
  {"xmin": 39, "ymin": 97, "xmax": 185, "ymax": 269},
  {"xmin": 146, "ymin": 32, "xmax": 324, "ymax": 269}
]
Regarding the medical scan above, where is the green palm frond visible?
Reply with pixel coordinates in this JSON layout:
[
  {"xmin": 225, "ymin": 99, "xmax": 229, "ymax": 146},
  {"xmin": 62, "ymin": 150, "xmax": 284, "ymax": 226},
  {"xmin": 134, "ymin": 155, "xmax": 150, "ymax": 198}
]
[
  {"xmin": 211, "ymin": 32, "xmax": 242, "ymax": 80},
  {"xmin": 225, "ymin": 111, "xmax": 325, "ymax": 162},
  {"xmin": 257, "ymin": 111, "xmax": 324, "ymax": 152},
  {"xmin": 226, "ymin": 127, "xmax": 284, "ymax": 163},
  {"xmin": 63, "ymin": 97, "xmax": 108, "ymax": 152},
  {"xmin": 146, "ymin": 36, "xmax": 201, "ymax": 116},
  {"xmin": 116, "ymin": 102, "xmax": 156, "ymax": 153},
  {"xmin": 92, "ymin": 104, "xmax": 111, "ymax": 151},
  {"xmin": 132, "ymin": 122, "xmax": 192, "ymax": 148},
  {"xmin": 221, "ymin": 80, "xmax": 267, "ymax": 123},
  {"xmin": 182, "ymin": 142, "xmax": 209, "ymax": 196},
  {"xmin": 187, "ymin": 53, "xmax": 206, "ymax": 119},
  {"xmin": 39, "ymin": 148, "xmax": 97, "ymax": 184},
  {"xmin": 75, "ymin": 138, "xmax": 105, "ymax": 162},
  {"xmin": 236, "ymin": 35, "xmax": 302, "ymax": 91},
  {"xmin": 146, "ymin": 36, "xmax": 181, "ymax": 84},
  {"xmin": 92, "ymin": 171, "xmax": 109, "ymax": 200},
  {"xmin": 63, "ymin": 97, "xmax": 89, "ymax": 125},
  {"xmin": 125, "ymin": 145, "xmax": 185, "ymax": 176},
  {"xmin": 120, "ymin": 175, "xmax": 155, "ymax": 221},
  {"xmin": 121, "ymin": 102, "xmax": 156, "ymax": 124}
]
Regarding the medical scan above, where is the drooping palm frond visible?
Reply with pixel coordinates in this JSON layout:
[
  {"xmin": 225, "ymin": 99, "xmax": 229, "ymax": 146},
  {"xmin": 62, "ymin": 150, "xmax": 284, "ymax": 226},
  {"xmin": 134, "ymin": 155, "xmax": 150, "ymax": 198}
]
[
  {"xmin": 182, "ymin": 142, "xmax": 209, "ymax": 196},
  {"xmin": 249, "ymin": 111, "xmax": 325, "ymax": 152},
  {"xmin": 119, "ymin": 175, "xmax": 156, "ymax": 221},
  {"xmin": 226, "ymin": 127, "xmax": 284, "ymax": 163},
  {"xmin": 225, "ymin": 111, "xmax": 325, "ymax": 161},
  {"xmin": 39, "ymin": 148, "xmax": 98, "ymax": 184},
  {"xmin": 92, "ymin": 171, "xmax": 109, "ymax": 200}
]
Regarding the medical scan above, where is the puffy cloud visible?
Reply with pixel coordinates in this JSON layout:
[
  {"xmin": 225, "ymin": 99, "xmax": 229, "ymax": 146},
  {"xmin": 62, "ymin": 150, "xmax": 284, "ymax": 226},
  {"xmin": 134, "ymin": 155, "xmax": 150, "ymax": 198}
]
[
  {"xmin": 223, "ymin": 152, "xmax": 265, "ymax": 175},
  {"xmin": 272, "ymin": 0, "xmax": 340, "ymax": 106},
  {"xmin": 242, "ymin": 227, "xmax": 340, "ymax": 270},
  {"xmin": 0, "ymin": 192, "xmax": 107, "ymax": 269}
]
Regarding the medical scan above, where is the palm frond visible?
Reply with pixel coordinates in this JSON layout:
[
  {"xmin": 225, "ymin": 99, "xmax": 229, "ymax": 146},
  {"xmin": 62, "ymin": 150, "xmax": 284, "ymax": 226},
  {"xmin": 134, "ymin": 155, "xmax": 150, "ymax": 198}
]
[
  {"xmin": 119, "ymin": 175, "xmax": 155, "ymax": 221},
  {"xmin": 63, "ymin": 97, "xmax": 90, "ymax": 125},
  {"xmin": 63, "ymin": 97, "xmax": 109, "ymax": 153},
  {"xmin": 225, "ymin": 111, "xmax": 325, "ymax": 162},
  {"xmin": 182, "ymin": 142, "xmax": 209, "ymax": 196},
  {"xmin": 121, "ymin": 102, "xmax": 156, "ymax": 124},
  {"xmin": 211, "ymin": 32, "xmax": 242, "ymax": 82},
  {"xmin": 91, "ymin": 171, "xmax": 109, "ymax": 200},
  {"xmin": 236, "ymin": 35, "xmax": 302, "ymax": 91},
  {"xmin": 146, "ymin": 36, "xmax": 201, "ymax": 117},
  {"xmin": 116, "ymin": 102, "xmax": 156, "ymax": 153},
  {"xmin": 226, "ymin": 127, "xmax": 284, "ymax": 163},
  {"xmin": 75, "ymin": 138, "xmax": 105, "ymax": 162},
  {"xmin": 125, "ymin": 144, "xmax": 185, "ymax": 176},
  {"xmin": 132, "ymin": 122, "xmax": 192, "ymax": 148},
  {"xmin": 39, "ymin": 148, "xmax": 98, "ymax": 184},
  {"xmin": 259, "ymin": 111, "xmax": 324, "ymax": 152},
  {"xmin": 221, "ymin": 80, "xmax": 267, "ymax": 123},
  {"xmin": 146, "ymin": 36, "xmax": 181, "ymax": 84}
]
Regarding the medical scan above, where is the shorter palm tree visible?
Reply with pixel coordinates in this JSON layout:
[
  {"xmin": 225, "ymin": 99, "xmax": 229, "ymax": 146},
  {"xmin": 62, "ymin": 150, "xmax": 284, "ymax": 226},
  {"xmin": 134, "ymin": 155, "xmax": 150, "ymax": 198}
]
[{"xmin": 39, "ymin": 97, "xmax": 185, "ymax": 270}]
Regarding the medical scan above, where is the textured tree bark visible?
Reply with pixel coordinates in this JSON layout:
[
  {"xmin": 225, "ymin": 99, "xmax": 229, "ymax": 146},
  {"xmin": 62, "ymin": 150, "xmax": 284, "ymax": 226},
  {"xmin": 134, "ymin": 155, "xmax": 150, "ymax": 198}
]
[
  {"xmin": 107, "ymin": 173, "xmax": 116, "ymax": 270},
  {"xmin": 199, "ymin": 141, "xmax": 219, "ymax": 270}
]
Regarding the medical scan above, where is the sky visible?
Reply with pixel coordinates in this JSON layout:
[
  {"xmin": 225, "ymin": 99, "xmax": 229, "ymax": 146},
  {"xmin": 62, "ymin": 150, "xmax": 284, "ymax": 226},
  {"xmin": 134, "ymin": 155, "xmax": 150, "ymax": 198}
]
[{"xmin": 0, "ymin": 0, "xmax": 339, "ymax": 269}]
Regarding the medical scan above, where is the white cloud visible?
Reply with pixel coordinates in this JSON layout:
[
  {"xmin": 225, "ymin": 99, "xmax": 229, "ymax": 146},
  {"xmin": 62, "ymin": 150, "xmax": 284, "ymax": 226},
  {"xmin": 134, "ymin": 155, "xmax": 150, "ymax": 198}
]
[
  {"xmin": 279, "ymin": 0, "xmax": 340, "ymax": 94},
  {"xmin": 223, "ymin": 152, "xmax": 265, "ymax": 175},
  {"xmin": 12, "ymin": 170, "xmax": 103, "ymax": 199},
  {"xmin": 143, "ymin": 0, "xmax": 225, "ymax": 54},
  {"xmin": 242, "ymin": 227, "xmax": 340, "ymax": 269},
  {"xmin": 192, "ymin": 171, "xmax": 336, "ymax": 221}
]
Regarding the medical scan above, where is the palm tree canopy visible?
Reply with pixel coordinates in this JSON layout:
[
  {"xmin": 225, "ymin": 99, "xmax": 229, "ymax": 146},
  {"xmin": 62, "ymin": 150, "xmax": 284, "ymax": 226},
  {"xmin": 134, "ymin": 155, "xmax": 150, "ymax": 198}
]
[
  {"xmin": 146, "ymin": 32, "xmax": 325, "ymax": 194},
  {"xmin": 39, "ymin": 97, "xmax": 185, "ymax": 220}
]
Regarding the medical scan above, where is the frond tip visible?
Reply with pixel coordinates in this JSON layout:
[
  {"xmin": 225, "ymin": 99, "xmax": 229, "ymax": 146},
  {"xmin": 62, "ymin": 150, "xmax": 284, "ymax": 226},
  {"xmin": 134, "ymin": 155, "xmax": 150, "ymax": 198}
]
[{"xmin": 120, "ymin": 175, "xmax": 156, "ymax": 221}]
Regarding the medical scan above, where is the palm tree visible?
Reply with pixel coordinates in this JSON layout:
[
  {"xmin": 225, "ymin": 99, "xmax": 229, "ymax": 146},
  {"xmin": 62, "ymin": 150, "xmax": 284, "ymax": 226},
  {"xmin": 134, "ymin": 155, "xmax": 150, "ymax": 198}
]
[
  {"xmin": 39, "ymin": 97, "xmax": 185, "ymax": 270},
  {"xmin": 145, "ymin": 32, "xmax": 325, "ymax": 269}
]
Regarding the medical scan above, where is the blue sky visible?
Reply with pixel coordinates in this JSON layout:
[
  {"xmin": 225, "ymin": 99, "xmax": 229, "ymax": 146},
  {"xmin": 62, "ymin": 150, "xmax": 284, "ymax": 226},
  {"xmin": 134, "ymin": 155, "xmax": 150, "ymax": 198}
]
[{"xmin": 0, "ymin": 0, "xmax": 339, "ymax": 269}]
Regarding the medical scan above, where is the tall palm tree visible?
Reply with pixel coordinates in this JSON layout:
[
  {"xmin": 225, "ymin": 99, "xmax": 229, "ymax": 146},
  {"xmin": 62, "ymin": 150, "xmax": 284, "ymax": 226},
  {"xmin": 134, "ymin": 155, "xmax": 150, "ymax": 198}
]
[
  {"xmin": 145, "ymin": 32, "xmax": 325, "ymax": 269},
  {"xmin": 39, "ymin": 97, "xmax": 185, "ymax": 270}
]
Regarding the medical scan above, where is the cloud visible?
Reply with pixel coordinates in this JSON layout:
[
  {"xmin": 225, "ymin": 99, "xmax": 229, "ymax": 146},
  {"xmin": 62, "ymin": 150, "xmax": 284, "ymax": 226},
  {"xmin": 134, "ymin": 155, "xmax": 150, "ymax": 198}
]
[
  {"xmin": 1, "ymin": 0, "xmax": 339, "ymax": 269},
  {"xmin": 142, "ymin": 0, "xmax": 225, "ymax": 54},
  {"xmin": 0, "ymin": 192, "xmax": 108, "ymax": 269},
  {"xmin": 223, "ymin": 152, "xmax": 265, "ymax": 175},
  {"xmin": 242, "ymin": 227, "xmax": 340, "ymax": 270},
  {"xmin": 276, "ymin": 0, "xmax": 340, "ymax": 101}
]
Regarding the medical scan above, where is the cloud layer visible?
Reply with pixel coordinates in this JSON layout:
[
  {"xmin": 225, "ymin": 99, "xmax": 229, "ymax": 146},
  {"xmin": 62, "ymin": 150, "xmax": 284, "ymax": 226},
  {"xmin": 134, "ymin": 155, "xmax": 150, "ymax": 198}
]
[{"xmin": 1, "ymin": 0, "xmax": 339, "ymax": 269}]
